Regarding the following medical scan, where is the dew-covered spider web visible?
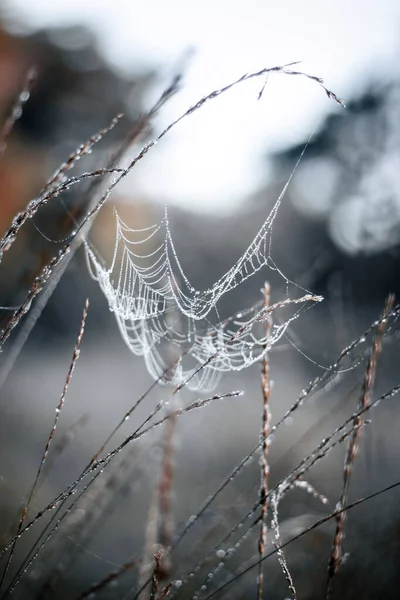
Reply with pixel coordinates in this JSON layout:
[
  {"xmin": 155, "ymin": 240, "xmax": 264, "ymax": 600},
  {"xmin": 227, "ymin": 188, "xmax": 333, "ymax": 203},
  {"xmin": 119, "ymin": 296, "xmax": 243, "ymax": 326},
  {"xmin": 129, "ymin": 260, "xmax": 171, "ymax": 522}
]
[{"xmin": 85, "ymin": 157, "xmax": 321, "ymax": 391}]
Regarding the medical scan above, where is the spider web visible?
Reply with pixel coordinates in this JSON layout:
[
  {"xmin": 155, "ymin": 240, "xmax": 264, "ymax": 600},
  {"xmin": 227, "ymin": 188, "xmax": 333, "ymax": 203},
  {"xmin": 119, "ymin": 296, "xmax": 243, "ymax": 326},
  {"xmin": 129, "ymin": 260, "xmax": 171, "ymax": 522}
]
[{"xmin": 85, "ymin": 162, "xmax": 319, "ymax": 391}]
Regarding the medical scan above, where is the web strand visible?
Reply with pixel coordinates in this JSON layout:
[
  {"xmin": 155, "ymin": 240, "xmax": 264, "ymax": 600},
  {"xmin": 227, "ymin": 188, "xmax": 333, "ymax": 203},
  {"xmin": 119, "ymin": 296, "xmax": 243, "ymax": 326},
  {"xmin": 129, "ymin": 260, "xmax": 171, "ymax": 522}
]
[{"xmin": 86, "ymin": 152, "xmax": 318, "ymax": 391}]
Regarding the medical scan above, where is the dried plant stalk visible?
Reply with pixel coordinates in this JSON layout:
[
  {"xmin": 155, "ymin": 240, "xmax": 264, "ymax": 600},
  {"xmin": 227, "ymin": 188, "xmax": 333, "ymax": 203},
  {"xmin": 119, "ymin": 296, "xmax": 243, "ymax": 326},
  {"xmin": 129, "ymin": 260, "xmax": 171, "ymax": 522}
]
[
  {"xmin": 257, "ymin": 282, "xmax": 272, "ymax": 600},
  {"xmin": 271, "ymin": 492, "xmax": 297, "ymax": 599},
  {"xmin": 89, "ymin": 360, "xmax": 181, "ymax": 466},
  {"xmin": 141, "ymin": 309, "xmax": 400, "ymax": 600},
  {"xmin": 0, "ymin": 389, "xmax": 243, "ymax": 590},
  {"xmin": 204, "ymin": 477, "xmax": 400, "ymax": 600},
  {"xmin": 326, "ymin": 294, "xmax": 395, "ymax": 598},
  {"xmin": 157, "ymin": 411, "xmax": 176, "ymax": 580},
  {"xmin": 0, "ymin": 62, "xmax": 339, "ymax": 352},
  {"xmin": 0, "ymin": 115, "xmax": 123, "ymax": 261},
  {"xmin": 0, "ymin": 299, "xmax": 89, "ymax": 592},
  {"xmin": 0, "ymin": 72, "xmax": 180, "ymax": 350},
  {"xmin": 150, "ymin": 550, "xmax": 163, "ymax": 600}
]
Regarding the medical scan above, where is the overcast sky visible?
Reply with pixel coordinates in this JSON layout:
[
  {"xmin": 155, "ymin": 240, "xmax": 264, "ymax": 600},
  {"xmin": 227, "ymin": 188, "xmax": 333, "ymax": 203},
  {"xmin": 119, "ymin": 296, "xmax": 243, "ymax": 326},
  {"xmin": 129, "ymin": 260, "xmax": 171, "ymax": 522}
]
[{"xmin": 3, "ymin": 0, "xmax": 400, "ymax": 212}]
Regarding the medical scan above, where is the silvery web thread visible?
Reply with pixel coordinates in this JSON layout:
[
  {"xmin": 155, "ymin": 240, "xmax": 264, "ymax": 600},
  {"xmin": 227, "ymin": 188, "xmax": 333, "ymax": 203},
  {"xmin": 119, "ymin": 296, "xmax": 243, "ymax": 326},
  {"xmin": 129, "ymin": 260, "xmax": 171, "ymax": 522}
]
[
  {"xmin": 160, "ymin": 310, "xmax": 399, "ymax": 598},
  {"xmin": 0, "ymin": 294, "xmax": 320, "ymax": 569},
  {"xmin": 186, "ymin": 315, "xmax": 400, "ymax": 600},
  {"xmin": 8, "ymin": 303, "xmax": 391, "ymax": 597},
  {"xmin": 183, "ymin": 335, "xmax": 390, "ymax": 599},
  {"xmin": 185, "ymin": 414, "xmax": 364, "ymax": 600},
  {"xmin": 0, "ymin": 62, "xmax": 344, "ymax": 353},
  {"xmin": 165, "ymin": 309, "xmax": 400, "ymax": 598},
  {"xmin": 197, "ymin": 379, "xmax": 400, "ymax": 600},
  {"xmin": 0, "ymin": 64, "xmax": 340, "ymax": 584},
  {"xmin": 85, "ymin": 138, "xmax": 315, "ymax": 391}
]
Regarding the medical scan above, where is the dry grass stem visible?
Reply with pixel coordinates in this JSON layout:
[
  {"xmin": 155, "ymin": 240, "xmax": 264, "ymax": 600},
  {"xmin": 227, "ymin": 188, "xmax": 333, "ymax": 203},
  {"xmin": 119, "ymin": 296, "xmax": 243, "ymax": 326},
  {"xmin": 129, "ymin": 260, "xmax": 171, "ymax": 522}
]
[
  {"xmin": 2, "ymin": 58, "xmax": 400, "ymax": 600},
  {"xmin": 204, "ymin": 478, "xmax": 400, "ymax": 600},
  {"xmin": 0, "ymin": 299, "xmax": 89, "ymax": 593},
  {"xmin": 325, "ymin": 294, "xmax": 395, "ymax": 598},
  {"xmin": 257, "ymin": 282, "xmax": 272, "ymax": 600},
  {"xmin": 271, "ymin": 492, "xmax": 297, "ymax": 600}
]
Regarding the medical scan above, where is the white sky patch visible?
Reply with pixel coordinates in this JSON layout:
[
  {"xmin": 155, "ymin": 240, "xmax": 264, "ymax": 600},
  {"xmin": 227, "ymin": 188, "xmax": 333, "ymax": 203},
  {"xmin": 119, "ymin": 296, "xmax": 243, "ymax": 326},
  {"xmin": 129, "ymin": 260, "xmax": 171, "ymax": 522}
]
[{"xmin": 3, "ymin": 0, "xmax": 400, "ymax": 212}]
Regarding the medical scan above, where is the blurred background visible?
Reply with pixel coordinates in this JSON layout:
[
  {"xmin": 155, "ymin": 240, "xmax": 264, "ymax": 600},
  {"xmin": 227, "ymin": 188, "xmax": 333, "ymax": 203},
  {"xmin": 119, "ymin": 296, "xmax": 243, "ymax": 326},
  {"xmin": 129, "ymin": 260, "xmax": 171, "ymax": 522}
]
[{"xmin": 0, "ymin": 1, "xmax": 400, "ymax": 598}]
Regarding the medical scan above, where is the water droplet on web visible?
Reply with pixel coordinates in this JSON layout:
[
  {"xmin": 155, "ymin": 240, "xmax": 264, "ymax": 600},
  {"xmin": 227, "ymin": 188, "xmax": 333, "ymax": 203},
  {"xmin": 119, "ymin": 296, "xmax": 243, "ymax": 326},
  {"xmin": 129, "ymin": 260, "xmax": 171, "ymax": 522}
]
[{"xmin": 85, "ymin": 190, "xmax": 320, "ymax": 391}]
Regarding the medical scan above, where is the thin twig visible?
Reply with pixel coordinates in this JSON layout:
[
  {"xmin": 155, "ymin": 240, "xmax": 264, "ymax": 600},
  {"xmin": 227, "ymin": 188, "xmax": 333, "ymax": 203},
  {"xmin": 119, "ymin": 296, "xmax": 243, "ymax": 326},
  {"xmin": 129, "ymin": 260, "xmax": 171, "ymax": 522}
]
[
  {"xmin": 173, "ymin": 379, "xmax": 400, "ymax": 598},
  {"xmin": 0, "ymin": 390, "xmax": 243, "ymax": 591},
  {"xmin": 89, "ymin": 355, "xmax": 183, "ymax": 465},
  {"xmin": 271, "ymin": 492, "xmax": 297, "ymax": 599},
  {"xmin": 0, "ymin": 70, "xmax": 182, "ymax": 350},
  {"xmin": 40, "ymin": 414, "xmax": 89, "ymax": 481},
  {"xmin": 203, "ymin": 478, "xmax": 400, "ymax": 600},
  {"xmin": 0, "ymin": 64, "xmax": 339, "ymax": 350},
  {"xmin": 257, "ymin": 282, "xmax": 272, "ymax": 600},
  {"xmin": 0, "ymin": 113, "xmax": 123, "ymax": 259},
  {"xmin": 326, "ymin": 294, "xmax": 394, "ymax": 599},
  {"xmin": 44, "ymin": 115, "xmax": 123, "ymax": 195},
  {"xmin": 0, "ymin": 299, "xmax": 89, "ymax": 592},
  {"xmin": 165, "ymin": 305, "xmax": 398, "ymax": 572},
  {"xmin": 39, "ymin": 445, "xmax": 139, "ymax": 597},
  {"xmin": 5, "ymin": 357, "xmax": 193, "ymax": 592},
  {"xmin": 0, "ymin": 71, "xmax": 181, "ymax": 383},
  {"xmin": 1, "ymin": 300, "xmax": 390, "ymax": 584},
  {"xmin": 150, "ymin": 551, "xmax": 163, "ymax": 600}
]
